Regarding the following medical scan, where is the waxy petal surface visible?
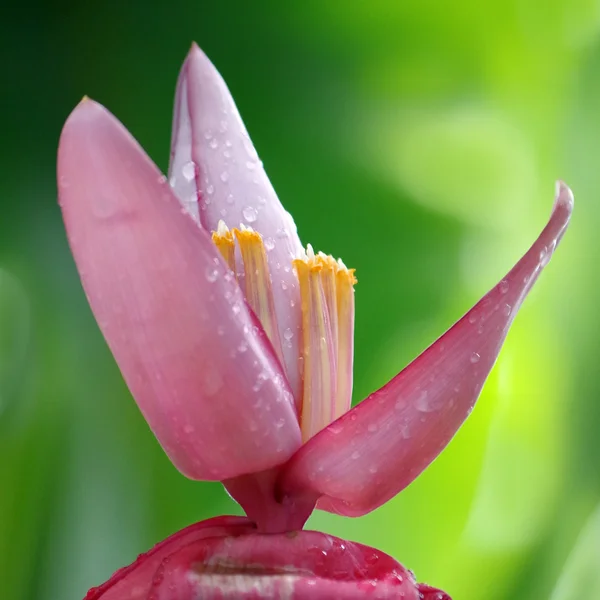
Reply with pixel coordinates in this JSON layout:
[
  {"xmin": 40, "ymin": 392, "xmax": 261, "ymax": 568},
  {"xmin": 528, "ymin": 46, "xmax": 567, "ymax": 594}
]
[
  {"xmin": 58, "ymin": 100, "xmax": 301, "ymax": 481},
  {"xmin": 84, "ymin": 516, "xmax": 254, "ymax": 600},
  {"xmin": 169, "ymin": 45, "xmax": 303, "ymax": 398},
  {"xmin": 279, "ymin": 183, "xmax": 573, "ymax": 516},
  {"xmin": 149, "ymin": 530, "xmax": 421, "ymax": 599}
]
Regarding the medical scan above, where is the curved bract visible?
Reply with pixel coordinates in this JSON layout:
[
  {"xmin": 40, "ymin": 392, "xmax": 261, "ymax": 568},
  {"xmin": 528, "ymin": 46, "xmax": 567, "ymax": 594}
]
[
  {"xmin": 57, "ymin": 44, "xmax": 573, "ymax": 600},
  {"xmin": 85, "ymin": 517, "xmax": 448, "ymax": 599}
]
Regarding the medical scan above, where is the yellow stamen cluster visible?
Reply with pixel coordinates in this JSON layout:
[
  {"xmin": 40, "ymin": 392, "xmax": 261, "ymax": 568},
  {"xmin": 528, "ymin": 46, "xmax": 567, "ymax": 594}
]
[
  {"xmin": 211, "ymin": 223, "xmax": 356, "ymax": 442},
  {"xmin": 293, "ymin": 245, "xmax": 356, "ymax": 441}
]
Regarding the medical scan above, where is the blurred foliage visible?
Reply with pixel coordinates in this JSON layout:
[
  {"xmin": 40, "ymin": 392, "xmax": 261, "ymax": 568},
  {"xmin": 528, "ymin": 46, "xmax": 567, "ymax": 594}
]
[{"xmin": 0, "ymin": 1, "xmax": 598, "ymax": 599}]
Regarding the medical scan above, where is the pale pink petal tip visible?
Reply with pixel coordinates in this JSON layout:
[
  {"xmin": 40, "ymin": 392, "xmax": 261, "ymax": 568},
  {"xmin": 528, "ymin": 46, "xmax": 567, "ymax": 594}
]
[
  {"xmin": 168, "ymin": 43, "xmax": 304, "ymax": 399},
  {"xmin": 58, "ymin": 99, "xmax": 301, "ymax": 483},
  {"xmin": 279, "ymin": 183, "xmax": 573, "ymax": 516}
]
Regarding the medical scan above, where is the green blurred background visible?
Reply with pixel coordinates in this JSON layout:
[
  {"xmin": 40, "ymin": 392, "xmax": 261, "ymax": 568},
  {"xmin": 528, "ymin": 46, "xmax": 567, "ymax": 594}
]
[{"xmin": 1, "ymin": 1, "xmax": 599, "ymax": 598}]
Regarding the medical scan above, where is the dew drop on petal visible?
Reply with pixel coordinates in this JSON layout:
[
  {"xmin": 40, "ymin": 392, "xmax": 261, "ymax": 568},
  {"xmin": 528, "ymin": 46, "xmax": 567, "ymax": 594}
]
[
  {"xmin": 220, "ymin": 171, "xmax": 229, "ymax": 183},
  {"xmin": 470, "ymin": 352, "xmax": 481, "ymax": 364},
  {"xmin": 283, "ymin": 328, "xmax": 294, "ymax": 341},
  {"xmin": 205, "ymin": 267, "xmax": 219, "ymax": 283},
  {"xmin": 416, "ymin": 390, "xmax": 431, "ymax": 412},
  {"xmin": 243, "ymin": 206, "xmax": 258, "ymax": 223},
  {"xmin": 182, "ymin": 161, "xmax": 195, "ymax": 182},
  {"xmin": 264, "ymin": 237, "xmax": 275, "ymax": 251},
  {"xmin": 499, "ymin": 279, "xmax": 509, "ymax": 294}
]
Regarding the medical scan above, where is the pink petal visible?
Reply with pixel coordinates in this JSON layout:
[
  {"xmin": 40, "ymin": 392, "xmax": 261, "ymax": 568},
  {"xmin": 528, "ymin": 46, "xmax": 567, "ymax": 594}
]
[
  {"xmin": 169, "ymin": 44, "xmax": 304, "ymax": 399},
  {"xmin": 278, "ymin": 183, "xmax": 573, "ymax": 516},
  {"xmin": 84, "ymin": 516, "xmax": 255, "ymax": 600},
  {"xmin": 58, "ymin": 99, "xmax": 301, "ymax": 481},
  {"xmin": 148, "ymin": 530, "xmax": 421, "ymax": 599}
]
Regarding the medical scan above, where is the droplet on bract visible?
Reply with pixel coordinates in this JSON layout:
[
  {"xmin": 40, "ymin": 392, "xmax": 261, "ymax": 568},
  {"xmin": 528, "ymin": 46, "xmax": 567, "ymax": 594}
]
[
  {"xmin": 182, "ymin": 161, "xmax": 195, "ymax": 182},
  {"xmin": 243, "ymin": 206, "xmax": 258, "ymax": 223},
  {"xmin": 205, "ymin": 267, "xmax": 219, "ymax": 283}
]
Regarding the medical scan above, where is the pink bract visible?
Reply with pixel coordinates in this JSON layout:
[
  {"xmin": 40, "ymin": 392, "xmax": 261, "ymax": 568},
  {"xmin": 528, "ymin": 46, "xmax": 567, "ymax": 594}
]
[{"xmin": 57, "ymin": 44, "xmax": 573, "ymax": 599}]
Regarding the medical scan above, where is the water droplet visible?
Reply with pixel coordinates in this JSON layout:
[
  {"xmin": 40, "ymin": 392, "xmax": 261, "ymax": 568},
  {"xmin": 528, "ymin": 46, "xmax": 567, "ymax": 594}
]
[
  {"xmin": 367, "ymin": 423, "xmax": 377, "ymax": 433},
  {"xmin": 246, "ymin": 160, "xmax": 256, "ymax": 170},
  {"xmin": 205, "ymin": 267, "xmax": 219, "ymax": 282},
  {"xmin": 283, "ymin": 328, "xmax": 294, "ymax": 341},
  {"xmin": 203, "ymin": 130, "xmax": 213, "ymax": 140},
  {"xmin": 416, "ymin": 390, "xmax": 431, "ymax": 412},
  {"xmin": 503, "ymin": 303, "xmax": 512, "ymax": 316},
  {"xmin": 223, "ymin": 149, "xmax": 231, "ymax": 159},
  {"xmin": 499, "ymin": 279, "xmax": 509, "ymax": 294},
  {"xmin": 351, "ymin": 451, "xmax": 360, "ymax": 460},
  {"xmin": 182, "ymin": 161, "xmax": 195, "ymax": 182},
  {"xmin": 220, "ymin": 171, "xmax": 229, "ymax": 183},
  {"xmin": 264, "ymin": 237, "xmax": 275, "ymax": 251},
  {"xmin": 470, "ymin": 352, "xmax": 481, "ymax": 364},
  {"xmin": 468, "ymin": 313, "xmax": 477, "ymax": 324},
  {"xmin": 258, "ymin": 196, "xmax": 267, "ymax": 206},
  {"xmin": 232, "ymin": 303, "xmax": 241, "ymax": 315},
  {"xmin": 369, "ymin": 465, "xmax": 378, "ymax": 474},
  {"xmin": 238, "ymin": 341, "xmax": 248, "ymax": 353},
  {"xmin": 209, "ymin": 138, "xmax": 218, "ymax": 149},
  {"xmin": 225, "ymin": 139, "xmax": 232, "ymax": 147},
  {"xmin": 540, "ymin": 241, "xmax": 555, "ymax": 267},
  {"xmin": 183, "ymin": 424, "xmax": 194, "ymax": 434},
  {"xmin": 226, "ymin": 193, "xmax": 234, "ymax": 205},
  {"xmin": 281, "ymin": 281, "xmax": 288, "ymax": 290},
  {"xmin": 242, "ymin": 206, "xmax": 258, "ymax": 223},
  {"xmin": 157, "ymin": 175, "xmax": 167, "ymax": 185},
  {"xmin": 206, "ymin": 184, "xmax": 215, "ymax": 195}
]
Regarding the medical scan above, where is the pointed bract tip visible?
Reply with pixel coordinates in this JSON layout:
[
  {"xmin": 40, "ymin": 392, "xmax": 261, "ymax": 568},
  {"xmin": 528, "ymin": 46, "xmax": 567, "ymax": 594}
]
[
  {"xmin": 65, "ymin": 97, "xmax": 107, "ymax": 126},
  {"xmin": 554, "ymin": 180, "xmax": 575, "ymax": 214}
]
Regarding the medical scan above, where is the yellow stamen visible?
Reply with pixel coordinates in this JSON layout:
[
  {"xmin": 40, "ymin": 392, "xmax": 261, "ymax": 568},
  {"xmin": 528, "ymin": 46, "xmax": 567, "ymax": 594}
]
[
  {"xmin": 233, "ymin": 226, "xmax": 284, "ymax": 363},
  {"xmin": 294, "ymin": 247, "xmax": 356, "ymax": 441},
  {"xmin": 335, "ymin": 260, "xmax": 356, "ymax": 417},
  {"xmin": 210, "ymin": 221, "xmax": 356, "ymax": 439},
  {"xmin": 211, "ymin": 220, "xmax": 236, "ymax": 272}
]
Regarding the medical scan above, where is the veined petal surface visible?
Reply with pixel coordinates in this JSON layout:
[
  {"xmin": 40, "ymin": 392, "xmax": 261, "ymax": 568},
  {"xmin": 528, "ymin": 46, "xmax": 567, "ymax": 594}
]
[
  {"xmin": 84, "ymin": 516, "xmax": 254, "ymax": 600},
  {"xmin": 58, "ymin": 100, "xmax": 301, "ymax": 482},
  {"xmin": 279, "ymin": 183, "xmax": 573, "ymax": 516},
  {"xmin": 169, "ymin": 44, "xmax": 303, "ymax": 398}
]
